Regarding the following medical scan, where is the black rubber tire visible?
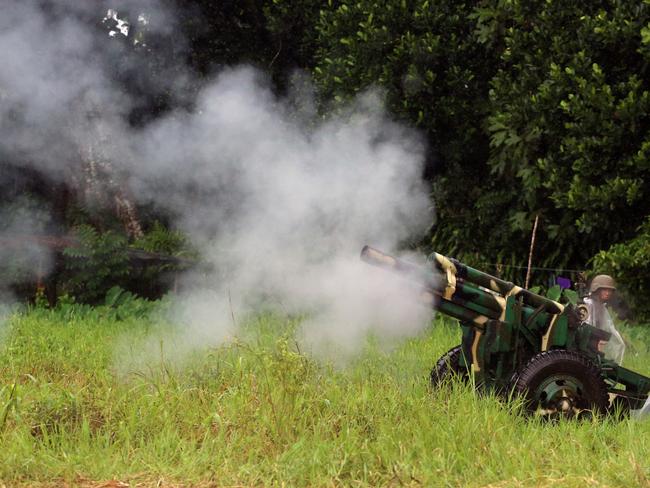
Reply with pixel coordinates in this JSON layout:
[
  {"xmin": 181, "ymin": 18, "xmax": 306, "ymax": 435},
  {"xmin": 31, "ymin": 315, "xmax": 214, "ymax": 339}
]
[
  {"xmin": 430, "ymin": 345, "xmax": 470, "ymax": 387},
  {"xmin": 509, "ymin": 350, "xmax": 609, "ymax": 418}
]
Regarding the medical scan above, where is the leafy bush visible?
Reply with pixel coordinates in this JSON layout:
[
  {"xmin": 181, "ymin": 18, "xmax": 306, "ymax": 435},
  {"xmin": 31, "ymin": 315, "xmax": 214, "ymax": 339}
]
[
  {"xmin": 29, "ymin": 286, "xmax": 160, "ymax": 323},
  {"xmin": 593, "ymin": 216, "xmax": 650, "ymax": 320},
  {"xmin": 129, "ymin": 221, "xmax": 196, "ymax": 299},
  {"xmin": 102, "ymin": 286, "xmax": 159, "ymax": 321},
  {"xmin": 133, "ymin": 221, "xmax": 191, "ymax": 257},
  {"xmin": 62, "ymin": 225, "xmax": 130, "ymax": 303},
  {"xmin": 60, "ymin": 222, "xmax": 194, "ymax": 303}
]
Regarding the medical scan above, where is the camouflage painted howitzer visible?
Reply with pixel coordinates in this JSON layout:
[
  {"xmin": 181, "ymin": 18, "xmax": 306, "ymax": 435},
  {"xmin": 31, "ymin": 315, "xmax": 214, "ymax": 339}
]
[{"xmin": 361, "ymin": 245, "xmax": 650, "ymax": 418}]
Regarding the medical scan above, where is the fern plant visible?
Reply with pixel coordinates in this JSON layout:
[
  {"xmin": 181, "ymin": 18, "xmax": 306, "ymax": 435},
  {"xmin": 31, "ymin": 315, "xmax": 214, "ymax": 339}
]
[
  {"xmin": 62, "ymin": 225, "xmax": 130, "ymax": 302},
  {"xmin": 133, "ymin": 221, "xmax": 194, "ymax": 258}
]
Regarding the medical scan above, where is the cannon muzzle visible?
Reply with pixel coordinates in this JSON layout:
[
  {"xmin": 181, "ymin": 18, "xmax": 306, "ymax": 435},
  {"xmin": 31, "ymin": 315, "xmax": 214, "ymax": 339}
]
[{"xmin": 361, "ymin": 245, "xmax": 438, "ymax": 288}]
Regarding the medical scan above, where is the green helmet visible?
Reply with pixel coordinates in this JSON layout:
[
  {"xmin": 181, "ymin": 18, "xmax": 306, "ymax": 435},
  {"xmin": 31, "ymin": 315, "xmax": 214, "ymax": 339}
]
[{"xmin": 589, "ymin": 274, "xmax": 616, "ymax": 294}]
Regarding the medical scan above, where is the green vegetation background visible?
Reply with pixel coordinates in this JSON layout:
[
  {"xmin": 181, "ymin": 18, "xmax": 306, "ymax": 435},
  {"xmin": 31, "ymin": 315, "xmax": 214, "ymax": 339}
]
[
  {"xmin": 0, "ymin": 302, "xmax": 648, "ymax": 486},
  {"xmin": 7, "ymin": 1, "xmax": 650, "ymax": 315},
  {"xmin": 2, "ymin": 1, "xmax": 650, "ymax": 316},
  {"xmin": 186, "ymin": 0, "xmax": 650, "ymax": 317}
]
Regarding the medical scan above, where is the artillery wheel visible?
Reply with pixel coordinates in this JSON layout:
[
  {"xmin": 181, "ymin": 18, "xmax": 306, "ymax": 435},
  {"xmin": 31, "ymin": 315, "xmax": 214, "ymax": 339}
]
[
  {"xmin": 430, "ymin": 345, "xmax": 470, "ymax": 387},
  {"xmin": 509, "ymin": 350, "xmax": 608, "ymax": 419}
]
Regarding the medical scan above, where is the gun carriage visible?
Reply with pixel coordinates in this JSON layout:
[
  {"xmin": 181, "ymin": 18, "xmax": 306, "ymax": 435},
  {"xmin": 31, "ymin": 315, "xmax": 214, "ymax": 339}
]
[{"xmin": 361, "ymin": 245, "xmax": 650, "ymax": 418}]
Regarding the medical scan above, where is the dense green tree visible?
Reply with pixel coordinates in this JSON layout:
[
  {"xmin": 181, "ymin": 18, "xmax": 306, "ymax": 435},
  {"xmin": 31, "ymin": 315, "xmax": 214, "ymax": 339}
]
[
  {"xmin": 477, "ymin": 0, "xmax": 650, "ymax": 311},
  {"xmin": 174, "ymin": 0, "xmax": 322, "ymax": 91}
]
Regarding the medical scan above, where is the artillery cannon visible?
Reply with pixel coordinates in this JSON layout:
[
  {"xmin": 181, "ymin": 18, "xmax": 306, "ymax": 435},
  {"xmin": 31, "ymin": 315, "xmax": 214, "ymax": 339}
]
[{"xmin": 361, "ymin": 245, "xmax": 650, "ymax": 418}]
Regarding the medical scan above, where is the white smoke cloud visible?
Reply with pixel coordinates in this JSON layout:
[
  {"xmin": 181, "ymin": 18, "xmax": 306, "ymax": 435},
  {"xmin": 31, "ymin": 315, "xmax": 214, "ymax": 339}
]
[
  {"xmin": 0, "ymin": 198, "xmax": 55, "ymax": 293},
  {"xmin": 125, "ymin": 67, "xmax": 434, "ymax": 358},
  {"xmin": 0, "ymin": 1, "xmax": 436, "ymax": 360}
]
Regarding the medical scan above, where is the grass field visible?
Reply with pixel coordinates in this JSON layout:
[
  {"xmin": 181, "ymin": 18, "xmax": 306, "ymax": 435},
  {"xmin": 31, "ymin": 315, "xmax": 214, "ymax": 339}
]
[{"xmin": 0, "ymin": 301, "xmax": 648, "ymax": 487}]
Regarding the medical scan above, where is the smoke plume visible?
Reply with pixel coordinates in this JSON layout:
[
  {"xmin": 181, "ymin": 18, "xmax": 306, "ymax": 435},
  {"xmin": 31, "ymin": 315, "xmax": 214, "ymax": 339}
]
[
  {"xmin": 0, "ymin": 199, "xmax": 54, "ymax": 300},
  {"xmin": 0, "ymin": 1, "xmax": 435, "ymax": 358}
]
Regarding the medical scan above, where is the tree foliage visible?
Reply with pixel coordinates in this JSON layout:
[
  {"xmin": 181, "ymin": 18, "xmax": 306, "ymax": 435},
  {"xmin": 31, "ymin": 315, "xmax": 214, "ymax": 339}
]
[
  {"xmin": 475, "ymin": 1, "xmax": 650, "ymax": 313},
  {"xmin": 479, "ymin": 1, "xmax": 650, "ymax": 262}
]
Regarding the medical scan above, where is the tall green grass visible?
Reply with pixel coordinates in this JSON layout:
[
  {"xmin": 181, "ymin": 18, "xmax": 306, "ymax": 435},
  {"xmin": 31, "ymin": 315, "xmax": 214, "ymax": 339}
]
[{"xmin": 0, "ymin": 304, "xmax": 648, "ymax": 487}]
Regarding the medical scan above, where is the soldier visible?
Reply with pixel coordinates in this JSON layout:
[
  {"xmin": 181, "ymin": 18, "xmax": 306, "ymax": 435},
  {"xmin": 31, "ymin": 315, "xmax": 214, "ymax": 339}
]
[{"xmin": 584, "ymin": 275, "xmax": 625, "ymax": 364}]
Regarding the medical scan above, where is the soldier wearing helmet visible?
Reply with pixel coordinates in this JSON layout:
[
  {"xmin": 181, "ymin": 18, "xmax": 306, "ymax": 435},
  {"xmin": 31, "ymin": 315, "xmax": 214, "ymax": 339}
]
[
  {"xmin": 583, "ymin": 274, "xmax": 625, "ymax": 364},
  {"xmin": 590, "ymin": 274, "xmax": 616, "ymax": 302}
]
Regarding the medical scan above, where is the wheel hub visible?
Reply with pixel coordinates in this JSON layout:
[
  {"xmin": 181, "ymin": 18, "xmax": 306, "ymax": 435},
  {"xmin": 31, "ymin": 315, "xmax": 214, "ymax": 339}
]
[
  {"xmin": 534, "ymin": 375, "xmax": 587, "ymax": 418},
  {"xmin": 556, "ymin": 391, "xmax": 574, "ymax": 412}
]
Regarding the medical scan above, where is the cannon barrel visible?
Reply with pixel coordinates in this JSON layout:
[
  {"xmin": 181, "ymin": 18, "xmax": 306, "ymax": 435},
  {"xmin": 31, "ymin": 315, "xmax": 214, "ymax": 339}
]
[
  {"xmin": 361, "ymin": 245, "xmax": 563, "ymax": 328},
  {"xmin": 429, "ymin": 252, "xmax": 563, "ymax": 315}
]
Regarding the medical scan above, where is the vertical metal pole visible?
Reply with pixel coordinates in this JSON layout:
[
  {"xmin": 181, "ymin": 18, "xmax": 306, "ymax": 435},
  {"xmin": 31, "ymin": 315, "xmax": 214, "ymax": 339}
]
[{"xmin": 525, "ymin": 215, "xmax": 540, "ymax": 289}]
